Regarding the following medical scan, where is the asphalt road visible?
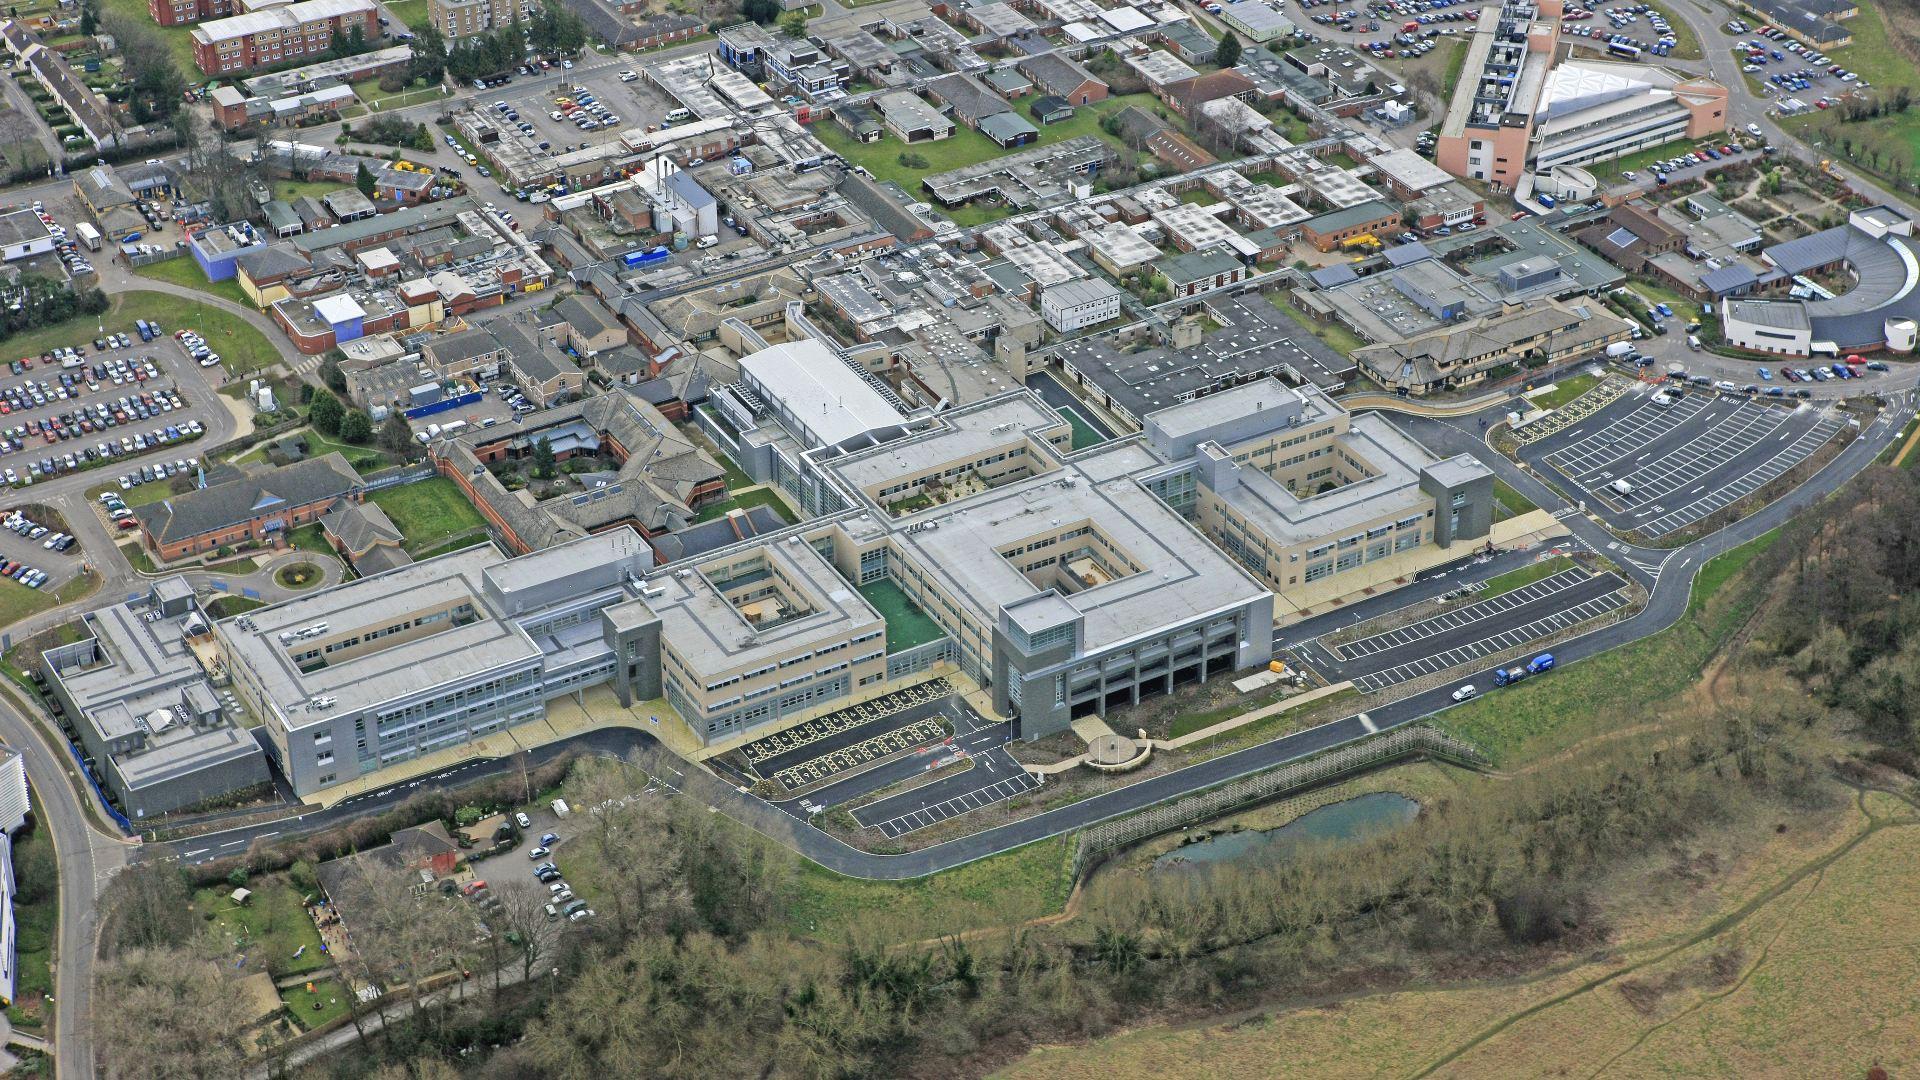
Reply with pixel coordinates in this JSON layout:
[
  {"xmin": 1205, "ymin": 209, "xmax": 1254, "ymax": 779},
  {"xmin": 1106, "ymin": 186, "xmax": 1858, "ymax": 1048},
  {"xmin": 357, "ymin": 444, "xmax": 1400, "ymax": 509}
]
[{"xmin": 126, "ymin": 375, "xmax": 1911, "ymax": 883}]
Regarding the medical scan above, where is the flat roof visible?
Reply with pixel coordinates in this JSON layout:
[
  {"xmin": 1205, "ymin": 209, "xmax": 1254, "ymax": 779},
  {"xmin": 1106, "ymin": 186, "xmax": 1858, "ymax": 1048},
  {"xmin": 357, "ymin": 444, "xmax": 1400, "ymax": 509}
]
[
  {"xmin": 0, "ymin": 208, "xmax": 50, "ymax": 247},
  {"xmin": 192, "ymin": 0, "xmax": 375, "ymax": 44},
  {"xmin": 221, "ymin": 545, "xmax": 535, "ymax": 728},
  {"xmin": 825, "ymin": 394, "xmax": 1271, "ymax": 653},
  {"xmin": 740, "ymin": 339, "xmax": 908, "ymax": 448}
]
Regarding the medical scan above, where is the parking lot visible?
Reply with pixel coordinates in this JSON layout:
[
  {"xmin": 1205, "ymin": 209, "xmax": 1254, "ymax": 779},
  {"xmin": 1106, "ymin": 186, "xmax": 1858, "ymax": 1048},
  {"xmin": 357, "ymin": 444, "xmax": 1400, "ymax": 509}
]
[
  {"xmin": 1521, "ymin": 387, "xmax": 1845, "ymax": 538},
  {"xmin": 478, "ymin": 70, "xmax": 682, "ymax": 189},
  {"xmin": 1324, "ymin": 565, "xmax": 1630, "ymax": 692},
  {"xmin": 851, "ymin": 746, "xmax": 1039, "ymax": 839},
  {"xmin": 0, "ymin": 329, "xmax": 222, "ymax": 490},
  {"xmin": 0, "ymin": 508, "xmax": 83, "ymax": 589},
  {"xmin": 737, "ymin": 678, "xmax": 955, "ymax": 777}
]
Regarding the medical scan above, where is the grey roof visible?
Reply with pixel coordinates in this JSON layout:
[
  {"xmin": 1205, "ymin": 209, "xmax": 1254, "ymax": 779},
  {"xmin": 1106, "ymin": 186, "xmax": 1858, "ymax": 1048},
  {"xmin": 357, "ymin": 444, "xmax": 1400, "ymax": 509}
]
[
  {"xmin": 1310, "ymin": 263, "xmax": 1360, "ymax": 288},
  {"xmin": 1765, "ymin": 224, "xmax": 1861, "ymax": 275},
  {"xmin": 663, "ymin": 170, "xmax": 715, "ymax": 212},
  {"xmin": 0, "ymin": 209, "xmax": 50, "ymax": 247},
  {"xmin": 320, "ymin": 499, "xmax": 403, "ymax": 555},
  {"xmin": 1727, "ymin": 299, "xmax": 1811, "ymax": 330},
  {"xmin": 1699, "ymin": 263, "xmax": 1758, "ymax": 295},
  {"xmin": 135, "ymin": 454, "xmax": 362, "ymax": 546},
  {"xmin": 1156, "ymin": 246, "xmax": 1244, "ymax": 284},
  {"xmin": 1384, "ymin": 242, "xmax": 1433, "ymax": 267},
  {"xmin": 980, "ymin": 111, "xmax": 1039, "ymax": 144},
  {"xmin": 924, "ymin": 74, "xmax": 1004, "ymax": 124},
  {"xmin": 1305, "ymin": 200, "xmax": 1397, "ymax": 234},
  {"xmin": 1017, "ymin": 53, "xmax": 1104, "ymax": 97},
  {"xmin": 548, "ymin": 294, "xmax": 624, "ymax": 341},
  {"xmin": 493, "ymin": 322, "xmax": 579, "ymax": 386},
  {"xmin": 236, "ymin": 244, "xmax": 312, "ymax": 280}
]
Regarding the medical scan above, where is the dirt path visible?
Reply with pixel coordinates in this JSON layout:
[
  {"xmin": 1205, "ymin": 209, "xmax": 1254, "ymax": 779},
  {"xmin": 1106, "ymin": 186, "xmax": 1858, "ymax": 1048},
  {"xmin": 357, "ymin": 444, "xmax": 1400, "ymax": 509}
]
[{"xmin": 1409, "ymin": 785, "xmax": 1918, "ymax": 1077}]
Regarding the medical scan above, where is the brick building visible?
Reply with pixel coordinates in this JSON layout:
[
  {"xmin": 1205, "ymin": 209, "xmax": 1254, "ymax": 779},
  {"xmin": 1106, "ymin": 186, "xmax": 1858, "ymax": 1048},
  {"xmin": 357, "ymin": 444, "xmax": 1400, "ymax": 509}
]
[
  {"xmin": 132, "ymin": 454, "xmax": 363, "ymax": 561},
  {"xmin": 191, "ymin": 0, "xmax": 379, "ymax": 76}
]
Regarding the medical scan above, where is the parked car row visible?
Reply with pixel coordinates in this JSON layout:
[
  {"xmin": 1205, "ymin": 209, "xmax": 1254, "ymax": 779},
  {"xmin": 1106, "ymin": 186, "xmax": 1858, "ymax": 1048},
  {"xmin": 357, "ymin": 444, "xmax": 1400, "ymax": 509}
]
[
  {"xmin": 494, "ymin": 383, "xmax": 537, "ymax": 415},
  {"xmin": 98, "ymin": 490, "xmax": 140, "ymax": 530},
  {"xmin": 0, "ymin": 388, "xmax": 187, "ymax": 461},
  {"xmin": 2, "ymin": 416, "xmax": 201, "ymax": 487},
  {"xmin": 3, "ymin": 511, "xmax": 76, "ymax": 553},
  {"xmin": 115, "ymin": 451, "xmax": 203, "ymax": 491},
  {"xmin": 526, "ymin": 828, "xmax": 592, "ymax": 920},
  {"xmin": 0, "ymin": 560, "xmax": 52, "ymax": 588},
  {"xmin": 173, "ymin": 328, "xmax": 223, "ymax": 369}
]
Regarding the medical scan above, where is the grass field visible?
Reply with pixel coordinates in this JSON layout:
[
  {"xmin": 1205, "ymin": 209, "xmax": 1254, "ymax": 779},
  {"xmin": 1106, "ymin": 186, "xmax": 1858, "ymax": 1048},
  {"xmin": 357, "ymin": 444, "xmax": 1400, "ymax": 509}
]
[
  {"xmin": 693, "ymin": 485, "xmax": 795, "ymax": 525},
  {"xmin": 1268, "ymin": 292, "xmax": 1368, "ymax": 356},
  {"xmin": 133, "ymin": 258, "xmax": 254, "ymax": 309},
  {"xmin": 90, "ymin": 472, "xmax": 192, "ymax": 508},
  {"xmin": 193, "ymin": 877, "xmax": 330, "ymax": 979},
  {"xmin": 857, "ymin": 577, "xmax": 945, "ymax": 652},
  {"xmin": 1492, "ymin": 478, "xmax": 1538, "ymax": 519},
  {"xmin": 236, "ymin": 425, "xmax": 390, "ymax": 473},
  {"xmin": 1479, "ymin": 555, "xmax": 1573, "ymax": 600},
  {"xmin": 382, "ymin": 0, "xmax": 428, "ymax": 27},
  {"xmin": 281, "ymin": 978, "xmax": 353, "ymax": 1030},
  {"xmin": 1002, "ymin": 791, "xmax": 1917, "ymax": 1079},
  {"xmin": 811, "ymin": 93, "xmax": 1190, "ymax": 203},
  {"xmin": 368, "ymin": 477, "xmax": 486, "ymax": 554},
  {"xmin": 0, "ymin": 570, "xmax": 96, "ymax": 630},
  {"xmin": 6, "ymin": 824, "xmax": 55, "ymax": 1031},
  {"xmin": 783, "ymin": 834, "xmax": 1073, "ymax": 942},
  {"xmin": 97, "ymin": 0, "xmax": 199, "ymax": 77},
  {"xmin": 1437, "ymin": 528, "xmax": 1779, "ymax": 763},
  {"xmin": 272, "ymin": 178, "xmax": 354, "ymax": 203},
  {"xmin": 0, "ymin": 291, "xmax": 282, "ymax": 377},
  {"xmin": 1530, "ymin": 373, "xmax": 1598, "ymax": 410},
  {"xmin": 1056, "ymin": 405, "xmax": 1107, "ymax": 450},
  {"xmin": 1783, "ymin": 1, "xmax": 1920, "ymax": 181},
  {"xmin": 208, "ymin": 594, "xmax": 267, "ymax": 617},
  {"xmin": 412, "ymin": 533, "xmax": 493, "ymax": 560}
]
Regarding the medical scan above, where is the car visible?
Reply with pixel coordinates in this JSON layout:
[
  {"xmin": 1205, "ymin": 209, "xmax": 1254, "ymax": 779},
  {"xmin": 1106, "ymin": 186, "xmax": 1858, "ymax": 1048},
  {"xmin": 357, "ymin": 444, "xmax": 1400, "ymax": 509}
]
[
  {"xmin": 568, "ymin": 908, "xmax": 594, "ymax": 921},
  {"xmin": 1451, "ymin": 685, "xmax": 1478, "ymax": 702},
  {"xmin": 1757, "ymin": 367, "xmax": 1771, "ymax": 380},
  {"xmin": 540, "ymin": 831, "xmax": 558, "ymax": 846},
  {"xmin": 515, "ymin": 811, "xmax": 532, "ymax": 829},
  {"xmin": 548, "ymin": 880, "xmax": 569, "ymax": 895},
  {"xmin": 527, "ymin": 845, "xmax": 549, "ymax": 860}
]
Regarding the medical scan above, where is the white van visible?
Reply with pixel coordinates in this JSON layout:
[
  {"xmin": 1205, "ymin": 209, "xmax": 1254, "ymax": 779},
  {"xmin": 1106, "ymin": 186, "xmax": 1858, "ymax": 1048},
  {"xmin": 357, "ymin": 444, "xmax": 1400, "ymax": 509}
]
[
  {"xmin": 664, "ymin": 107, "xmax": 692, "ymax": 122},
  {"xmin": 1610, "ymin": 479, "xmax": 1634, "ymax": 497}
]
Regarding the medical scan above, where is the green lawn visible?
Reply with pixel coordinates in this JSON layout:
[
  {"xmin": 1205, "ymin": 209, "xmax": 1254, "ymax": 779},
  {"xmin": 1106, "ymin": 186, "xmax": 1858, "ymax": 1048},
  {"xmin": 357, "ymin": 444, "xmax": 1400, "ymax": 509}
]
[
  {"xmin": 1268, "ymin": 291, "xmax": 1368, "ymax": 355},
  {"xmin": 237, "ymin": 426, "xmax": 390, "ymax": 473},
  {"xmin": 1493, "ymin": 478, "xmax": 1539, "ymax": 519},
  {"xmin": 693, "ymin": 485, "xmax": 795, "ymax": 525},
  {"xmin": 857, "ymin": 577, "xmax": 946, "ymax": 652},
  {"xmin": 286, "ymin": 523, "xmax": 334, "ymax": 559},
  {"xmin": 192, "ymin": 877, "xmax": 330, "ymax": 979},
  {"xmin": 1644, "ymin": 0, "xmax": 1700, "ymax": 60},
  {"xmin": 6, "ymin": 824, "xmax": 55, "ymax": 1031},
  {"xmin": 1056, "ymin": 404, "xmax": 1107, "ymax": 450},
  {"xmin": 208, "ymin": 594, "xmax": 267, "ymax": 618},
  {"xmin": 133, "ymin": 258, "xmax": 253, "ymax": 309},
  {"xmin": 383, "ymin": 0, "xmax": 428, "ymax": 26},
  {"xmin": 1530, "ymin": 373, "xmax": 1598, "ymax": 410},
  {"xmin": 782, "ymin": 834, "xmax": 1073, "ymax": 941},
  {"xmin": 1479, "ymin": 555, "xmax": 1573, "ymax": 600},
  {"xmin": 281, "ymin": 978, "xmax": 353, "ymax": 1030},
  {"xmin": 0, "ymin": 570, "xmax": 96, "ymax": 630},
  {"xmin": 0, "ymin": 291, "xmax": 281, "ymax": 377},
  {"xmin": 272, "ymin": 178, "xmax": 354, "ymax": 203},
  {"xmin": 118, "ymin": 542, "xmax": 157, "ymax": 573},
  {"xmin": 368, "ymin": 477, "xmax": 486, "ymax": 554},
  {"xmin": 1779, "ymin": 1, "xmax": 1920, "ymax": 183},
  {"xmin": 1439, "ymin": 37, "xmax": 1469, "ymax": 89},
  {"xmin": 812, "ymin": 93, "xmax": 1181, "ymax": 199},
  {"xmin": 89, "ymin": 473, "xmax": 193, "ymax": 508},
  {"xmin": 1439, "ymin": 529, "xmax": 1780, "ymax": 764},
  {"xmin": 351, "ymin": 78, "xmax": 446, "ymax": 112},
  {"xmin": 412, "ymin": 534, "xmax": 493, "ymax": 560},
  {"xmin": 98, "ymin": 0, "xmax": 199, "ymax": 78}
]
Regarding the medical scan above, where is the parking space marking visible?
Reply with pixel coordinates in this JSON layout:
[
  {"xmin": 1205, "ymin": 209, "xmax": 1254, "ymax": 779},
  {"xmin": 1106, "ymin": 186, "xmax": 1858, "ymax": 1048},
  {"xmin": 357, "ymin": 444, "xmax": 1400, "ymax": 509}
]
[
  {"xmin": 1635, "ymin": 416, "xmax": 1844, "ymax": 536},
  {"xmin": 1335, "ymin": 568, "xmax": 1593, "ymax": 660},
  {"xmin": 1353, "ymin": 589, "xmax": 1630, "ymax": 692},
  {"xmin": 869, "ymin": 769, "xmax": 1040, "ymax": 838}
]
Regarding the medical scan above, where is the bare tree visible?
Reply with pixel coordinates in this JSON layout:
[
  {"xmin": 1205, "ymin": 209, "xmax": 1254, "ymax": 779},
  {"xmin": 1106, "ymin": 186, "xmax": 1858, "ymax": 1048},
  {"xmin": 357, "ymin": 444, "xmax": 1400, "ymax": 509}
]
[
  {"xmin": 326, "ymin": 858, "xmax": 478, "ymax": 1045},
  {"xmin": 492, "ymin": 878, "xmax": 564, "ymax": 993},
  {"xmin": 561, "ymin": 756, "xmax": 689, "ymax": 941},
  {"xmin": 96, "ymin": 943, "xmax": 256, "ymax": 1080},
  {"xmin": 99, "ymin": 860, "xmax": 198, "ymax": 956}
]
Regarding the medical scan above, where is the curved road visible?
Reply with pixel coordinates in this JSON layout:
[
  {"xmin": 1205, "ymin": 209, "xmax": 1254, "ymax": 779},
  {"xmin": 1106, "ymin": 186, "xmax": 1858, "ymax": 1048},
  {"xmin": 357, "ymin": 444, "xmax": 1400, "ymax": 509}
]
[{"xmin": 127, "ymin": 382, "xmax": 1913, "ymax": 882}]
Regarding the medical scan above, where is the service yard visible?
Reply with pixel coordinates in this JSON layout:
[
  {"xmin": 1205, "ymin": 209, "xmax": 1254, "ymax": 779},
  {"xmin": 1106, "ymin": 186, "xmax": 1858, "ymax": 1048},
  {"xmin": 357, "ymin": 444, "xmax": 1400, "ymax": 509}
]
[
  {"xmin": 473, "ymin": 70, "xmax": 683, "ymax": 188},
  {"xmin": 1521, "ymin": 385, "xmax": 1848, "ymax": 539}
]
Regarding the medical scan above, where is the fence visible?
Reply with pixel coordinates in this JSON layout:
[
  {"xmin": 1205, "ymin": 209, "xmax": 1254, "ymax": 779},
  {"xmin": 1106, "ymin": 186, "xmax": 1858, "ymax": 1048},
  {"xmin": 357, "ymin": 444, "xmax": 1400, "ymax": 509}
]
[
  {"xmin": 1070, "ymin": 725, "xmax": 1483, "ymax": 881},
  {"xmin": 403, "ymin": 390, "xmax": 484, "ymax": 420},
  {"xmin": 360, "ymin": 462, "xmax": 435, "ymax": 492},
  {"xmin": 122, "ymin": 245, "xmax": 185, "ymax": 269}
]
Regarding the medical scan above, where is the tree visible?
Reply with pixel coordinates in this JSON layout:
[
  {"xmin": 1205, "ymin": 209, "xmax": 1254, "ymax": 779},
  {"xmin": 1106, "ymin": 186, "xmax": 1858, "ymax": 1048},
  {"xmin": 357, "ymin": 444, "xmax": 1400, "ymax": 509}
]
[
  {"xmin": 779, "ymin": 10, "xmax": 808, "ymax": 36},
  {"xmin": 99, "ymin": 861, "xmax": 197, "ymax": 956},
  {"xmin": 492, "ymin": 879, "xmax": 564, "ymax": 993},
  {"xmin": 741, "ymin": 0, "xmax": 781, "ymax": 23},
  {"xmin": 96, "ymin": 944, "xmax": 255, "ymax": 1080},
  {"xmin": 318, "ymin": 352, "xmax": 349, "ymax": 394},
  {"xmin": 533, "ymin": 435, "xmax": 556, "ymax": 478},
  {"xmin": 560, "ymin": 756, "xmax": 690, "ymax": 942},
  {"xmin": 308, "ymin": 389, "xmax": 345, "ymax": 436},
  {"xmin": 339, "ymin": 409, "xmax": 373, "ymax": 444},
  {"xmin": 326, "ymin": 859, "xmax": 477, "ymax": 1042},
  {"xmin": 80, "ymin": 4, "xmax": 95, "ymax": 36},
  {"xmin": 379, "ymin": 411, "xmax": 416, "ymax": 456},
  {"xmin": 1214, "ymin": 30, "xmax": 1242, "ymax": 70},
  {"xmin": 355, "ymin": 160, "xmax": 377, "ymax": 198}
]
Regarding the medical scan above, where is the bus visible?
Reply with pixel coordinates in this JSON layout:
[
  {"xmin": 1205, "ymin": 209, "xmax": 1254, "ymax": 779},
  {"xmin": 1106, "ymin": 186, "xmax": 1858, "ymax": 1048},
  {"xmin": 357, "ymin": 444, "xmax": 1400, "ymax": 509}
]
[{"xmin": 1608, "ymin": 41, "xmax": 1642, "ymax": 59}]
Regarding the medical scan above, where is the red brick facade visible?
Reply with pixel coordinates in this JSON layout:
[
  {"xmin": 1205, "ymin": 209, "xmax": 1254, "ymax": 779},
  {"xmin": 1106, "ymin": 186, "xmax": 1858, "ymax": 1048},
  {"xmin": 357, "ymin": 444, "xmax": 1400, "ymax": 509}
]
[{"xmin": 151, "ymin": 0, "xmax": 233, "ymax": 27}]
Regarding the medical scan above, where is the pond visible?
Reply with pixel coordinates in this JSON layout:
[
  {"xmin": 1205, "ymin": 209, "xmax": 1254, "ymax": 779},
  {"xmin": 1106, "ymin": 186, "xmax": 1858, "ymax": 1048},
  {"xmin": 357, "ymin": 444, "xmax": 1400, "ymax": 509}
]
[{"xmin": 1153, "ymin": 793, "xmax": 1420, "ymax": 870}]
